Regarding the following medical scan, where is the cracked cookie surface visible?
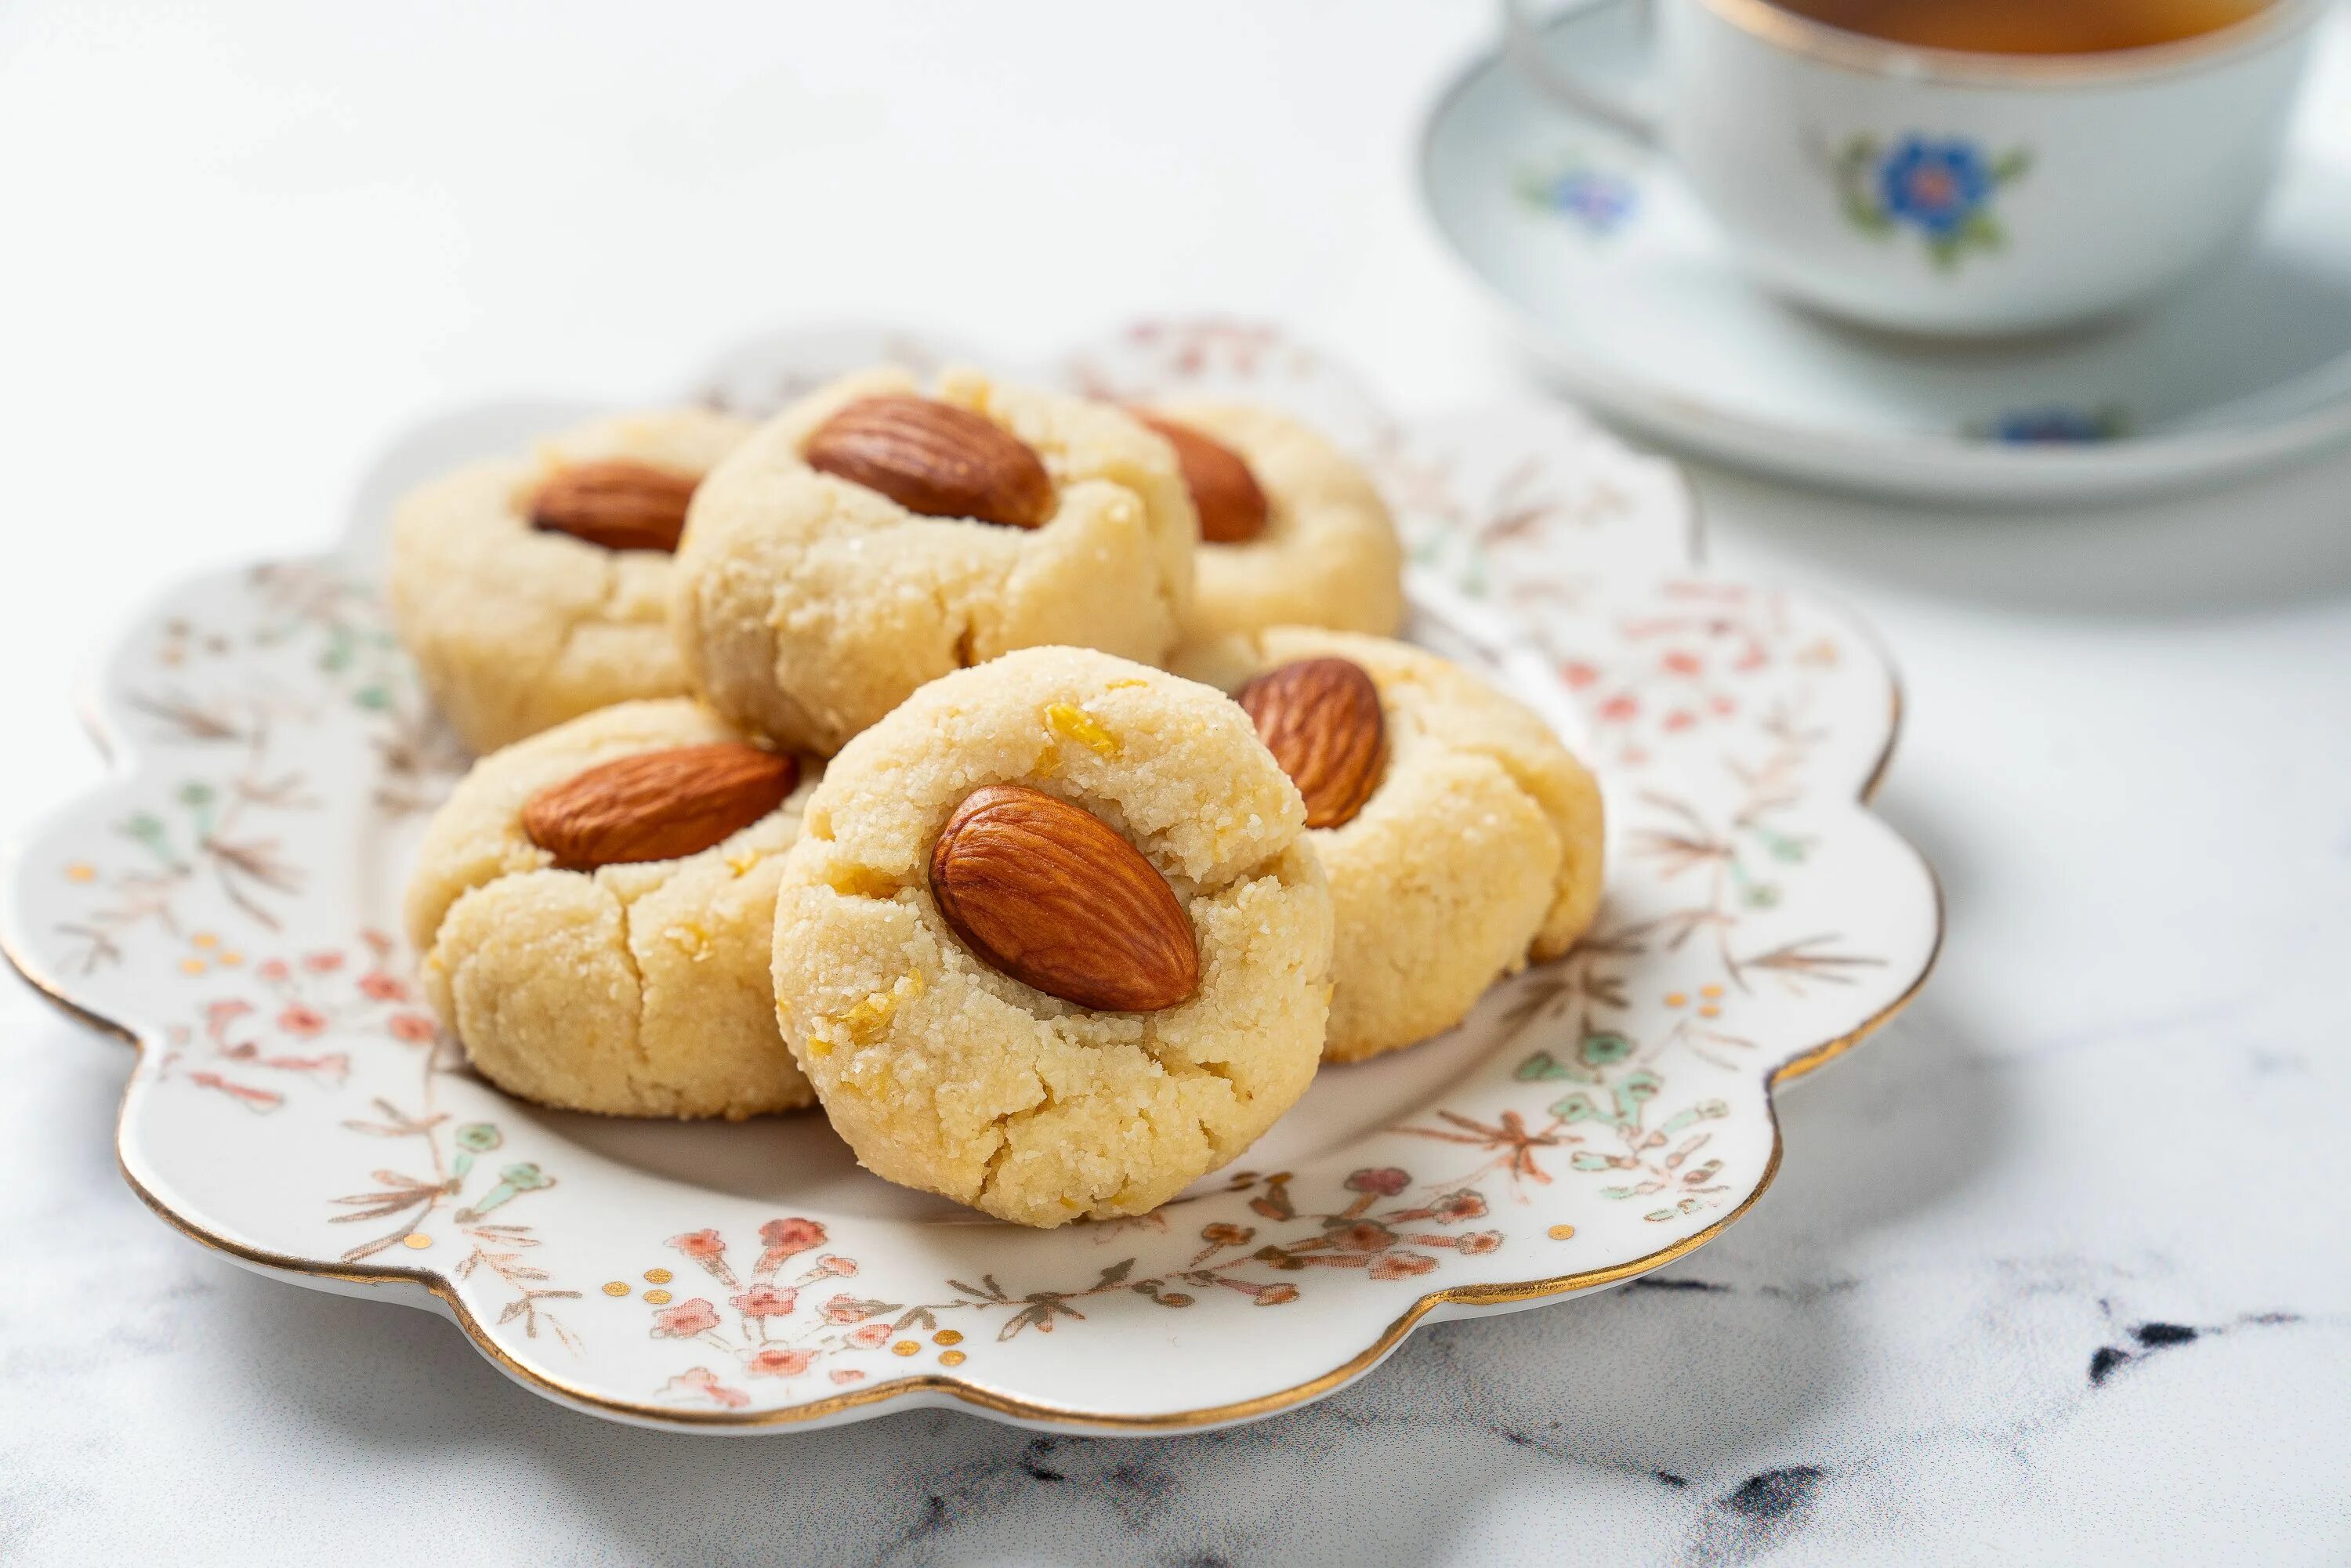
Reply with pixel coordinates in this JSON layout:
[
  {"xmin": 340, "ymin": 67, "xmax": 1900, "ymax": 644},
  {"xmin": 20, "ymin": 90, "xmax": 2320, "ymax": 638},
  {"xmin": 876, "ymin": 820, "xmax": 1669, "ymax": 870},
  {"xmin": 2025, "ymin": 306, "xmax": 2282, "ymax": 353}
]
[
  {"xmin": 770, "ymin": 646, "xmax": 1332, "ymax": 1227},
  {"xmin": 670, "ymin": 368, "xmax": 1197, "ymax": 757},
  {"xmin": 405, "ymin": 698, "xmax": 817, "ymax": 1118},
  {"xmin": 1148, "ymin": 401, "xmax": 1403, "ymax": 642},
  {"xmin": 389, "ymin": 408, "xmax": 752, "ymax": 754},
  {"xmin": 1179, "ymin": 628, "xmax": 1605, "ymax": 1063}
]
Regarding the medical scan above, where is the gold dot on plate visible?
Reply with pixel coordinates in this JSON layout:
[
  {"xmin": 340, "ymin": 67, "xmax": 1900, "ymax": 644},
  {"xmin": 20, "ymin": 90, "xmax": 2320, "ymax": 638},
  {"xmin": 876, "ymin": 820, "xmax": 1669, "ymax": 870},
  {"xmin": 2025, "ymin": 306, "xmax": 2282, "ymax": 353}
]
[
  {"xmin": 643, "ymin": 1267, "xmax": 673, "ymax": 1284},
  {"xmin": 932, "ymin": 1329, "xmax": 963, "ymax": 1346},
  {"xmin": 1664, "ymin": 991, "xmax": 1687, "ymax": 1009},
  {"xmin": 1699, "ymin": 983, "xmax": 1724, "ymax": 999},
  {"xmin": 191, "ymin": 932, "xmax": 218, "ymax": 950},
  {"xmin": 1698, "ymin": 1005, "xmax": 1721, "ymax": 1019},
  {"xmin": 402, "ymin": 1233, "xmax": 433, "ymax": 1250},
  {"xmin": 643, "ymin": 1289, "xmax": 672, "ymax": 1305},
  {"xmin": 219, "ymin": 951, "xmax": 244, "ymax": 966},
  {"xmin": 938, "ymin": 1349, "xmax": 967, "ymax": 1367},
  {"xmin": 64, "ymin": 862, "xmax": 96, "ymax": 883},
  {"xmin": 602, "ymin": 1280, "xmax": 630, "ymax": 1298},
  {"xmin": 891, "ymin": 1340, "xmax": 919, "ymax": 1357},
  {"xmin": 1548, "ymin": 1224, "xmax": 1577, "ymax": 1240},
  {"xmin": 178, "ymin": 958, "xmax": 205, "ymax": 976}
]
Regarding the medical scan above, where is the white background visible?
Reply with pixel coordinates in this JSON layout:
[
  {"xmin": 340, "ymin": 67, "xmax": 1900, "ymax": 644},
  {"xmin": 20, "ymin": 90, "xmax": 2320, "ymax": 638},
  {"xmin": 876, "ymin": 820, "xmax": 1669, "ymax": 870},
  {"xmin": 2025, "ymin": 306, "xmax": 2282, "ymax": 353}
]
[{"xmin": 2, "ymin": 3, "xmax": 2347, "ymax": 1564}]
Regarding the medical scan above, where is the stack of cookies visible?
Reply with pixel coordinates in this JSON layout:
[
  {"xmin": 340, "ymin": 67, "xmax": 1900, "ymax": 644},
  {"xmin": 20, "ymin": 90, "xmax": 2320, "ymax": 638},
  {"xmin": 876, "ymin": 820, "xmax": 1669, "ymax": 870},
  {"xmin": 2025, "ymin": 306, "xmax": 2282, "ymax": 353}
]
[{"xmin": 393, "ymin": 366, "xmax": 1603, "ymax": 1228}]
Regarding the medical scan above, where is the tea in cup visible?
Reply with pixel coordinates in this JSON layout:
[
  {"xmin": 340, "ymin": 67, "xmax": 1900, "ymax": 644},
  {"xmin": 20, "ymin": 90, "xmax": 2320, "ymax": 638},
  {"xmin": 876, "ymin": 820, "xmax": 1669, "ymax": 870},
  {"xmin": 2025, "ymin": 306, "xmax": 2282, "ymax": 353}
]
[{"xmin": 1503, "ymin": 0, "xmax": 2324, "ymax": 335}]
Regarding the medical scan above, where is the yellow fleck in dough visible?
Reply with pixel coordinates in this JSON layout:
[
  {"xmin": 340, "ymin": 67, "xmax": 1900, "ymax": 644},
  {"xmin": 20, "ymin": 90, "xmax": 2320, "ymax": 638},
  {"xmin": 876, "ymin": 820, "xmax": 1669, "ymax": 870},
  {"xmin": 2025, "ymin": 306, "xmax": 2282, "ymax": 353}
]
[
  {"xmin": 1178, "ymin": 628, "xmax": 1605, "ymax": 1063},
  {"xmin": 671, "ymin": 368, "xmax": 1198, "ymax": 757},
  {"xmin": 389, "ymin": 408, "xmax": 753, "ymax": 755},
  {"xmin": 404, "ymin": 698, "xmax": 819, "ymax": 1118},
  {"xmin": 1147, "ymin": 401, "xmax": 1404, "ymax": 641},
  {"xmin": 771, "ymin": 648, "xmax": 1333, "ymax": 1228}
]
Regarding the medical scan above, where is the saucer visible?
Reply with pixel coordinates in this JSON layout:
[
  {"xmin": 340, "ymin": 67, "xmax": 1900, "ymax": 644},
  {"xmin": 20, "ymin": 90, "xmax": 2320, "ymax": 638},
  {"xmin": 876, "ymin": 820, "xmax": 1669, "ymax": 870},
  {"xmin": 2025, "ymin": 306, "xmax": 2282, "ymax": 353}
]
[{"xmin": 1418, "ymin": 12, "xmax": 2351, "ymax": 503}]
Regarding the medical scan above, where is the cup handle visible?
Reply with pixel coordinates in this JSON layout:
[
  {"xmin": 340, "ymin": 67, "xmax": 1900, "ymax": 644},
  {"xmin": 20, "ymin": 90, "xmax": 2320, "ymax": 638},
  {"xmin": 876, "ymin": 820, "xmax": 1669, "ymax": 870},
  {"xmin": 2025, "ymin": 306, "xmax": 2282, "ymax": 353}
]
[{"xmin": 1500, "ymin": 0, "xmax": 1664, "ymax": 145}]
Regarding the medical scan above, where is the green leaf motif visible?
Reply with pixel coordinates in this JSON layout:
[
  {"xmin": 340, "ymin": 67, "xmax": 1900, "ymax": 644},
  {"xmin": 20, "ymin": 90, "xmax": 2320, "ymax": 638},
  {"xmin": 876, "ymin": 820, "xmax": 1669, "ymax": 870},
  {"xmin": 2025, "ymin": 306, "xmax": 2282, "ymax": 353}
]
[
  {"xmin": 1579, "ymin": 1031, "xmax": 1635, "ymax": 1070},
  {"xmin": 1516, "ymin": 1051, "xmax": 1578, "ymax": 1083}
]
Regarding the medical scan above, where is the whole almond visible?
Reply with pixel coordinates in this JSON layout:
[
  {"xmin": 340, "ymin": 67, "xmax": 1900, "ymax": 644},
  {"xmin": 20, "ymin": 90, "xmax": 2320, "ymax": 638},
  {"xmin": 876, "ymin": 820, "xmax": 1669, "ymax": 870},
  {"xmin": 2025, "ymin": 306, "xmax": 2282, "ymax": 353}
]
[
  {"xmin": 530, "ymin": 460, "xmax": 701, "ymax": 553},
  {"xmin": 1236, "ymin": 657, "xmax": 1387, "ymax": 830},
  {"xmin": 522, "ymin": 743, "xmax": 798, "ymax": 871},
  {"xmin": 929, "ymin": 784, "xmax": 1198, "ymax": 1012},
  {"xmin": 1132, "ymin": 411, "xmax": 1268, "ymax": 544},
  {"xmin": 804, "ymin": 396, "xmax": 1054, "ymax": 529}
]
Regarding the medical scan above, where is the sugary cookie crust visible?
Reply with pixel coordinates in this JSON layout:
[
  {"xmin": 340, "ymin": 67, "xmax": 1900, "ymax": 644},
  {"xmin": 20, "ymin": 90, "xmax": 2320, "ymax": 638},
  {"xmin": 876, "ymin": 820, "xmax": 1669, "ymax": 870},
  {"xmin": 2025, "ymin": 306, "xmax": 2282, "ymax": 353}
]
[
  {"xmin": 671, "ymin": 368, "xmax": 1199, "ymax": 757},
  {"xmin": 770, "ymin": 646, "xmax": 1333, "ymax": 1228},
  {"xmin": 405, "ymin": 698, "xmax": 818, "ymax": 1119},
  {"xmin": 389, "ymin": 408, "xmax": 752, "ymax": 755},
  {"xmin": 1179, "ymin": 628, "xmax": 1605, "ymax": 1063},
  {"xmin": 1149, "ymin": 401, "xmax": 1404, "ymax": 642}
]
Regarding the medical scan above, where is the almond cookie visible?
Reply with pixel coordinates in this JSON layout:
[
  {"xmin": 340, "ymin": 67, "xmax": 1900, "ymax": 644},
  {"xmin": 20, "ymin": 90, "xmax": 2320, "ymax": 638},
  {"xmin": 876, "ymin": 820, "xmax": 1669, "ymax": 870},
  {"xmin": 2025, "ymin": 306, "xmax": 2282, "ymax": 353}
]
[
  {"xmin": 1180, "ymin": 628, "xmax": 1604, "ymax": 1063},
  {"xmin": 405, "ymin": 698, "xmax": 818, "ymax": 1119},
  {"xmin": 1137, "ymin": 402, "xmax": 1404, "ymax": 641},
  {"xmin": 770, "ymin": 646, "xmax": 1333, "ymax": 1228},
  {"xmin": 389, "ymin": 408, "xmax": 752, "ymax": 755},
  {"xmin": 671, "ymin": 368, "xmax": 1197, "ymax": 757}
]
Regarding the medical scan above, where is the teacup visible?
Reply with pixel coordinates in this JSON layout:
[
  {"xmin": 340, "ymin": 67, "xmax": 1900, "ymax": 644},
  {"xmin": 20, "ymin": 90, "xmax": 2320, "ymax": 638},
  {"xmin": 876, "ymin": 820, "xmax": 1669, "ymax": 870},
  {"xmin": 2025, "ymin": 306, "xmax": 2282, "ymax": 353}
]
[{"xmin": 1503, "ymin": 0, "xmax": 2325, "ymax": 335}]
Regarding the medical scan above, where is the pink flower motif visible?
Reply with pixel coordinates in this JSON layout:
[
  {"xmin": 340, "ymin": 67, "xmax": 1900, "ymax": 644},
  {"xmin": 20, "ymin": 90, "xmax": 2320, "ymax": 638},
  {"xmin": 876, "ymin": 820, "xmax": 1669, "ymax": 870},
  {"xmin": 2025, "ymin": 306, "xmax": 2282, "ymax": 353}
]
[
  {"xmin": 1598, "ymin": 693, "xmax": 1639, "ymax": 723},
  {"xmin": 1255, "ymin": 1285, "xmax": 1300, "ymax": 1306},
  {"xmin": 1345, "ymin": 1167, "xmax": 1411, "ymax": 1197},
  {"xmin": 302, "ymin": 951, "xmax": 344, "ymax": 973},
  {"xmin": 665, "ymin": 1366, "xmax": 748, "ymax": 1408},
  {"xmin": 1332, "ymin": 1222, "xmax": 1397, "ymax": 1254},
  {"xmin": 1430, "ymin": 1190, "xmax": 1488, "ymax": 1223},
  {"xmin": 668, "ymin": 1229, "xmax": 727, "ymax": 1260},
  {"xmin": 277, "ymin": 1004, "xmax": 328, "ymax": 1037},
  {"xmin": 848, "ymin": 1321, "xmax": 892, "ymax": 1349},
  {"xmin": 1455, "ymin": 1230, "xmax": 1504, "ymax": 1255},
  {"xmin": 650, "ymin": 1298, "xmax": 722, "ymax": 1338},
  {"xmin": 1663, "ymin": 710, "xmax": 1697, "ymax": 733},
  {"xmin": 386, "ymin": 1012, "xmax": 437, "ymax": 1044},
  {"xmin": 1367, "ymin": 1251, "xmax": 1440, "ymax": 1281},
  {"xmin": 255, "ymin": 958, "xmax": 290, "ymax": 982},
  {"xmin": 816, "ymin": 1255, "xmax": 858, "ymax": 1277},
  {"xmin": 1662, "ymin": 650, "xmax": 1703, "ymax": 676},
  {"xmin": 357, "ymin": 971, "xmax": 408, "ymax": 1002},
  {"xmin": 731, "ymin": 1284, "xmax": 798, "ymax": 1319},
  {"xmin": 1561, "ymin": 661, "xmax": 1600, "ymax": 690},
  {"xmin": 755, "ymin": 1216, "xmax": 826, "ymax": 1273},
  {"xmin": 204, "ymin": 999, "xmax": 252, "ymax": 1030},
  {"xmin": 759, "ymin": 1215, "xmax": 825, "ymax": 1255},
  {"xmin": 822, "ymin": 1294, "xmax": 872, "ymax": 1324},
  {"xmin": 829, "ymin": 1369, "xmax": 866, "ymax": 1385},
  {"xmin": 746, "ymin": 1347, "xmax": 815, "ymax": 1378}
]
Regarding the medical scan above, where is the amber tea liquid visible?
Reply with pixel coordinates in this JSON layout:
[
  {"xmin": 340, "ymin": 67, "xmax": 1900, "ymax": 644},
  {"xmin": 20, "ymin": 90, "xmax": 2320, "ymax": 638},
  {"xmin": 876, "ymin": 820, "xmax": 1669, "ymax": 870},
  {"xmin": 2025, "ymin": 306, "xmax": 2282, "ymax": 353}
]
[{"xmin": 1765, "ymin": 0, "xmax": 2270, "ymax": 55}]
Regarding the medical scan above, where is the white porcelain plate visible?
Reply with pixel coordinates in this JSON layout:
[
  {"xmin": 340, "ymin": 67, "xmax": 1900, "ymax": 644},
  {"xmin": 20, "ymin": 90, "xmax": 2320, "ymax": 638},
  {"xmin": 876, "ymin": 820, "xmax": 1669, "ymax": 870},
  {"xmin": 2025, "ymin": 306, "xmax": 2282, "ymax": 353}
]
[
  {"xmin": 0, "ymin": 322, "xmax": 1937, "ymax": 1435},
  {"xmin": 1419, "ymin": 8, "xmax": 2351, "ymax": 502}
]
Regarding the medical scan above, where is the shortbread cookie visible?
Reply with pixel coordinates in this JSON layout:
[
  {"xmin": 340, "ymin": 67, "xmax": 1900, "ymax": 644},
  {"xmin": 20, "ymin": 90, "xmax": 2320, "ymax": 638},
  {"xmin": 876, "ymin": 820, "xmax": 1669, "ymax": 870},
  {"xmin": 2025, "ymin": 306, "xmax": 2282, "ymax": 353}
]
[
  {"xmin": 1181, "ymin": 628, "xmax": 1604, "ymax": 1063},
  {"xmin": 389, "ymin": 408, "xmax": 752, "ymax": 754},
  {"xmin": 406, "ymin": 699, "xmax": 818, "ymax": 1119},
  {"xmin": 770, "ymin": 646, "xmax": 1332, "ymax": 1227},
  {"xmin": 671, "ymin": 368, "xmax": 1197, "ymax": 756},
  {"xmin": 1138, "ymin": 402, "xmax": 1403, "ymax": 641}
]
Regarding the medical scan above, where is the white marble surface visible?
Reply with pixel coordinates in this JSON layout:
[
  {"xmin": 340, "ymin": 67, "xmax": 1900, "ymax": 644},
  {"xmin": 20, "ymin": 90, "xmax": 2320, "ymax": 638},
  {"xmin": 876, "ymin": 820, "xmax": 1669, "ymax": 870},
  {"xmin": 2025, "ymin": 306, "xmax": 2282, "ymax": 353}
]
[{"xmin": 2, "ymin": 2, "xmax": 2348, "ymax": 1563}]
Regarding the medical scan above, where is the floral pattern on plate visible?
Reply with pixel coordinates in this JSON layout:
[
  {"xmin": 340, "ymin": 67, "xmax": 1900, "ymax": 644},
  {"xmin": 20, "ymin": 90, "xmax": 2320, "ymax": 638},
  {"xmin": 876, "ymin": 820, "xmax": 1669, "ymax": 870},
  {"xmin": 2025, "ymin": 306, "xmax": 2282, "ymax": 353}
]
[{"xmin": 0, "ymin": 322, "xmax": 1936, "ymax": 1434}]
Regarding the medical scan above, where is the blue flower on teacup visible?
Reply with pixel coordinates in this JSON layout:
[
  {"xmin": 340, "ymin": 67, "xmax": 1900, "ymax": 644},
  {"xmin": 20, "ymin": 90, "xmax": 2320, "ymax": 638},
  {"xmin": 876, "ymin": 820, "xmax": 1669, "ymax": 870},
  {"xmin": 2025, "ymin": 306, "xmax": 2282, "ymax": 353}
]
[
  {"xmin": 1824, "ymin": 132, "xmax": 2031, "ymax": 272},
  {"xmin": 1879, "ymin": 138, "xmax": 1991, "ymax": 237}
]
